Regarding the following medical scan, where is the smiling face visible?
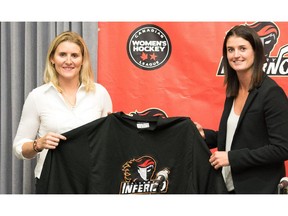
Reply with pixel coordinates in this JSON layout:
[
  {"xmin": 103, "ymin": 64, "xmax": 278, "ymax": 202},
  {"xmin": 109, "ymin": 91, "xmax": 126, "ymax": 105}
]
[
  {"xmin": 51, "ymin": 41, "xmax": 83, "ymax": 83},
  {"xmin": 226, "ymin": 35, "xmax": 255, "ymax": 74}
]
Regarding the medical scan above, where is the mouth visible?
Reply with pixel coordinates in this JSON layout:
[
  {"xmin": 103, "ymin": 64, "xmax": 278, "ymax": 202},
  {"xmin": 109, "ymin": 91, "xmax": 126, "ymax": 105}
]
[
  {"xmin": 232, "ymin": 60, "xmax": 243, "ymax": 64},
  {"xmin": 62, "ymin": 67, "xmax": 75, "ymax": 71}
]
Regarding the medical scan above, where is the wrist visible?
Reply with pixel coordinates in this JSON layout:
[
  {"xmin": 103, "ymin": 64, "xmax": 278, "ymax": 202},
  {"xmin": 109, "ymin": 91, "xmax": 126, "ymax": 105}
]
[{"xmin": 33, "ymin": 139, "xmax": 43, "ymax": 153}]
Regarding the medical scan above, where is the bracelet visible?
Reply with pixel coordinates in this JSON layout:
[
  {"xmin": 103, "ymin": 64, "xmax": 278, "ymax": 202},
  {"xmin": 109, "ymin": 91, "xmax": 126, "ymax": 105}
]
[{"xmin": 33, "ymin": 139, "xmax": 42, "ymax": 153}]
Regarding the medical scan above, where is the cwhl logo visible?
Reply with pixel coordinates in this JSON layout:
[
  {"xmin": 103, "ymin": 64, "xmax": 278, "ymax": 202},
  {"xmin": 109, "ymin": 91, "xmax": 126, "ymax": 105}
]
[
  {"xmin": 127, "ymin": 24, "xmax": 172, "ymax": 70},
  {"xmin": 216, "ymin": 21, "xmax": 288, "ymax": 77},
  {"xmin": 120, "ymin": 156, "xmax": 170, "ymax": 194}
]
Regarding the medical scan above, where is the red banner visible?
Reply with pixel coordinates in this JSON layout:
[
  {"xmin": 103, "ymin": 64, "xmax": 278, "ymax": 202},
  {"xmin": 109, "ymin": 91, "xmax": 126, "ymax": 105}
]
[{"xmin": 98, "ymin": 22, "xmax": 288, "ymax": 173}]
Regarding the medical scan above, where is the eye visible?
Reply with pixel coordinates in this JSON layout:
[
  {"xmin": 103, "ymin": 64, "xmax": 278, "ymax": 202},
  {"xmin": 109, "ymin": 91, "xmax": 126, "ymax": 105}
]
[
  {"xmin": 72, "ymin": 53, "xmax": 79, "ymax": 58},
  {"xmin": 227, "ymin": 48, "xmax": 233, "ymax": 53},
  {"xmin": 59, "ymin": 52, "xmax": 66, "ymax": 57}
]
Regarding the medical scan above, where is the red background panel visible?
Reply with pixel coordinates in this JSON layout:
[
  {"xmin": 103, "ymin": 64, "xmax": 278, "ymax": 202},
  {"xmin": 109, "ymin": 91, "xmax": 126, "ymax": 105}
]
[{"xmin": 98, "ymin": 22, "xmax": 288, "ymax": 175}]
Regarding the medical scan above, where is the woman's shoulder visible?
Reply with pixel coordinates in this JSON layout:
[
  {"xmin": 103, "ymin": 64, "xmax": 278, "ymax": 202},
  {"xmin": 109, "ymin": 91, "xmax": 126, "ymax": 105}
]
[
  {"xmin": 260, "ymin": 75, "xmax": 287, "ymax": 97},
  {"xmin": 94, "ymin": 82, "xmax": 109, "ymax": 92},
  {"xmin": 30, "ymin": 83, "xmax": 55, "ymax": 95},
  {"xmin": 260, "ymin": 75, "xmax": 282, "ymax": 89}
]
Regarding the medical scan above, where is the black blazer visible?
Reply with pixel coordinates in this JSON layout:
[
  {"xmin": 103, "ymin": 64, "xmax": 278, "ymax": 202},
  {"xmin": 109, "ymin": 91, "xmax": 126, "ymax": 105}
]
[{"xmin": 204, "ymin": 75, "xmax": 288, "ymax": 193}]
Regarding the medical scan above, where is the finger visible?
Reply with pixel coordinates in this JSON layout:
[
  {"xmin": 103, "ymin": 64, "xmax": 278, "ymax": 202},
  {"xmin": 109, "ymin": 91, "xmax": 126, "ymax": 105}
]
[
  {"xmin": 51, "ymin": 134, "xmax": 67, "ymax": 145},
  {"xmin": 209, "ymin": 154, "xmax": 215, "ymax": 162},
  {"xmin": 48, "ymin": 132, "xmax": 66, "ymax": 139},
  {"xmin": 58, "ymin": 135, "xmax": 67, "ymax": 140},
  {"xmin": 209, "ymin": 156, "xmax": 213, "ymax": 163},
  {"xmin": 194, "ymin": 122, "xmax": 200, "ymax": 129},
  {"xmin": 45, "ymin": 139, "xmax": 59, "ymax": 147},
  {"xmin": 46, "ymin": 136, "xmax": 60, "ymax": 144},
  {"xmin": 48, "ymin": 133, "xmax": 67, "ymax": 142},
  {"xmin": 47, "ymin": 143, "xmax": 57, "ymax": 149}
]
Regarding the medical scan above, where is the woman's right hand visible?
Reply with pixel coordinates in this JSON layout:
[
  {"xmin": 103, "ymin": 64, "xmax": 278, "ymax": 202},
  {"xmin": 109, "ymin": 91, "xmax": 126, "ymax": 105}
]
[
  {"xmin": 37, "ymin": 132, "xmax": 67, "ymax": 151},
  {"xmin": 194, "ymin": 122, "xmax": 206, "ymax": 139},
  {"xmin": 23, "ymin": 132, "xmax": 67, "ymax": 158}
]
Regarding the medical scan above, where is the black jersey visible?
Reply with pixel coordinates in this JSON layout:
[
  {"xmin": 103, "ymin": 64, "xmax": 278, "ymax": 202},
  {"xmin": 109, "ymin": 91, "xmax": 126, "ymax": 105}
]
[{"xmin": 36, "ymin": 112, "xmax": 227, "ymax": 194}]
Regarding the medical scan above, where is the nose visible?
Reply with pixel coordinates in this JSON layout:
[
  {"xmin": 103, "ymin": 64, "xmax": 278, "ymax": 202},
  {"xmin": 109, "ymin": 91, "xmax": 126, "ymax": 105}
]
[
  {"xmin": 233, "ymin": 49, "xmax": 240, "ymax": 58},
  {"xmin": 65, "ymin": 56, "xmax": 72, "ymax": 64}
]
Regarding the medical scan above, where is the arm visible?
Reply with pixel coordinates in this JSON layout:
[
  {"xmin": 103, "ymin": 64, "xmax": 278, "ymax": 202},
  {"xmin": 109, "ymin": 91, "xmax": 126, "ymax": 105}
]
[
  {"xmin": 203, "ymin": 129, "xmax": 218, "ymax": 149},
  {"xmin": 195, "ymin": 123, "xmax": 222, "ymax": 169},
  {"xmin": 13, "ymin": 91, "xmax": 66, "ymax": 159},
  {"xmin": 229, "ymin": 85, "xmax": 288, "ymax": 171},
  {"xmin": 13, "ymin": 92, "xmax": 40, "ymax": 159}
]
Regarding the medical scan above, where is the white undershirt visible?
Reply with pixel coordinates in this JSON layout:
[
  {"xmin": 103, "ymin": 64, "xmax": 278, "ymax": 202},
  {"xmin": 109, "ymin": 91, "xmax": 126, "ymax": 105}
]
[{"xmin": 222, "ymin": 100, "xmax": 239, "ymax": 192}]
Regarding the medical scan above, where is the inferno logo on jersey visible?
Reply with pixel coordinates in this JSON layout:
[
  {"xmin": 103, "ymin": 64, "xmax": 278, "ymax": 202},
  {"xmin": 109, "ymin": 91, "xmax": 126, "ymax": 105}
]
[
  {"xmin": 120, "ymin": 156, "xmax": 170, "ymax": 194},
  {"xmin": 216, "ymin": 21, "xmax": 288, "ymax": 76},
  {"xmin": 128, "ymin": 108, "xmax": 168, "ymax": 118},
  {"xmin": 127, "ymin": 24, "xmax": 172, "ymax": 70}
]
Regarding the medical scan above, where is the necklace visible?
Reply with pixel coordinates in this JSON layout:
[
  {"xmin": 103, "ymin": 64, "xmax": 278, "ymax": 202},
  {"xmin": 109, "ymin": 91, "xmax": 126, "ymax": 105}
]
[
  {"xmin": 59, "ymin": 82, "xmax": 80, "ymax": 108},
  {"xmin": 61, "ymin": 92, "xmax": 76, "ymax": 108}
]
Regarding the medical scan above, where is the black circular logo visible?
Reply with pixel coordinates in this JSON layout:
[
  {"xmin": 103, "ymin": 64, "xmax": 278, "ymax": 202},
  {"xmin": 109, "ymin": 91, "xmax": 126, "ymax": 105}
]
[{"xmin": 127, "ymin": 24, "xmax": 172, "ymax": 70}]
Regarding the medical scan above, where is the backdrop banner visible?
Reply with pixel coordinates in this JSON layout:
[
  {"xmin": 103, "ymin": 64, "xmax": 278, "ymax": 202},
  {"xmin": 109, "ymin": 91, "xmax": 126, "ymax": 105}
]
[{"xmin": 97, "ymin": 22, "xmax": 288, "ymax": 173}]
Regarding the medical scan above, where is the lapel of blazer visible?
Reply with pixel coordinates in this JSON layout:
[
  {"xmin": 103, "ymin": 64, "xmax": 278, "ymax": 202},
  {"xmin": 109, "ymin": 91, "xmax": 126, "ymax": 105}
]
[
  {"xmin": 218, "ymin": 97, "xmax": 234, "ymax": 150},
  {"xmin": 219, "ymin": 75, "xmax": 266, "ymax": 149},
  {"xmin": 219, "ymin": 90, "xmax": 258, "ymax": 150},
  {"xmin": 236, "ymin": 88, "xmax": 259, "ymax": 132},
  {"xmin": 236, "ymin": 74, "xmax": 267, "ymax": 133}
]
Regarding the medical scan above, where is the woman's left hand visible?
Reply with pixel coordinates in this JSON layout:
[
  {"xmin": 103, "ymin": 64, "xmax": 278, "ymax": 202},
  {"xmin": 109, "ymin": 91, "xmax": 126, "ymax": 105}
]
[{"xmin": 209, "ymin": 151, "xmax": 229, "ymax": 170}]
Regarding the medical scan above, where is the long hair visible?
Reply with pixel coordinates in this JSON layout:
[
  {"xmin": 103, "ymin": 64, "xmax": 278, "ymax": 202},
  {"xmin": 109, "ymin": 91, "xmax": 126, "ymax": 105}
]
[
  {"xmin": 43, "ymin": 31, "xmax": 95, "ymax": 92},
  {"xmin": 222, "ymin": 25, "xmax": 266, "ymax": 97}
]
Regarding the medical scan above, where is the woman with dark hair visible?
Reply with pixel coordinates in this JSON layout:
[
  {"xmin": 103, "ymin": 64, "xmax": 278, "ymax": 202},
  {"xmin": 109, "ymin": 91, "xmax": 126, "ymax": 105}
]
[{"xmin": 195, "ymin": 25, "xmax": 288, "ymax": 194}]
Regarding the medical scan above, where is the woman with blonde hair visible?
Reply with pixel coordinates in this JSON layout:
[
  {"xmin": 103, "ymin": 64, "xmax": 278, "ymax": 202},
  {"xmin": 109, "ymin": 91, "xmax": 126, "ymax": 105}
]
[{"xmin": 13, "ymin": 31, "xmax": 112, "ymax": 188}]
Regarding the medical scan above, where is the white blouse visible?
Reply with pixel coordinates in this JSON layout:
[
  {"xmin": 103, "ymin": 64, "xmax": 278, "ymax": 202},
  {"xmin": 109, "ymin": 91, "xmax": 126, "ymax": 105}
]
[
  {"xmin": 13, "ymin": 82, "xmax": 113, "ymax": 178},
  {"xmin": 222, "ymin": 100, "xmax": 239, "ymax": 192}
]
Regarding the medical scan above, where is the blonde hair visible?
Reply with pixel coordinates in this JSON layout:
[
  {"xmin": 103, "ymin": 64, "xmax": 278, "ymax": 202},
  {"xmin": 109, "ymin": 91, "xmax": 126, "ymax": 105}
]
[{"xmin": 43, "ymin": 31, "xmax": 95, "ymax": 92}]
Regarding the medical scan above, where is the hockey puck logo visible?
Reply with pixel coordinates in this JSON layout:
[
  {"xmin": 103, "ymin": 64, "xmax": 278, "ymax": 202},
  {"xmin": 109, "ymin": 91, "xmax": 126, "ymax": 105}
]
[{"xmin": 127, "ymin": 24, "xmax": 172, "ymax": 70}]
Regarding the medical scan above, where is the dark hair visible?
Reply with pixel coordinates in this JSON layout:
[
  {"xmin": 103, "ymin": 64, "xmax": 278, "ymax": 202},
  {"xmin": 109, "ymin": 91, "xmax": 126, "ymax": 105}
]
[{"xmin": 222, "ymin": 25, "xmax": 266, "ymax": 97}]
